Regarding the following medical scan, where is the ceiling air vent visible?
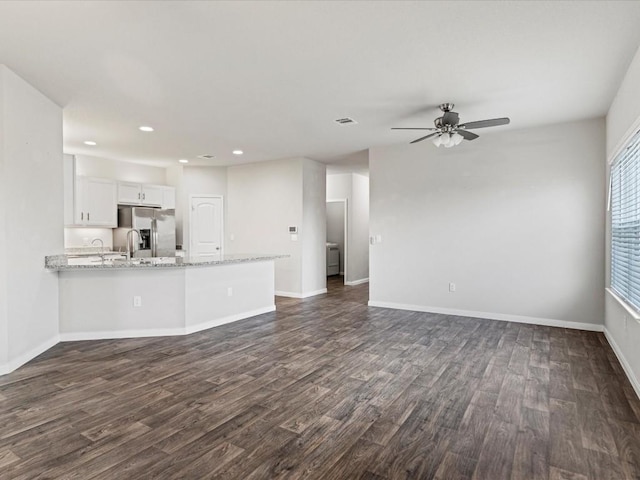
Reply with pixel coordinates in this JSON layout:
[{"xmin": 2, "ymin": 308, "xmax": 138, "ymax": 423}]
[
  {"xmin": 197, "ymin": 154, "xmax": 215, "ymax": 159},
  {"xmin": 334, "ymin": 117, "xmax": 357, "ymax": 125}
]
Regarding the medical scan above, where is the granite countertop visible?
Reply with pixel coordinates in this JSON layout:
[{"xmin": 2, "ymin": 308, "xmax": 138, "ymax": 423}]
[{"xmin": 45, "ymin": 253, "xmax": 288, "ymax": 271}]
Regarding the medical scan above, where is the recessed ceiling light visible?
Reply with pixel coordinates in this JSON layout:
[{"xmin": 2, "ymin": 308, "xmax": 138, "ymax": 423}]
[
  {"xmin": 232, "ymin": 150, "xmax": 243, "ymax": 155},
  {"xmin": 139, "ymin": 126, "xmax": 154, "ymax": 132},
  {"xmin": 178, "ymin": 159, "xmax": 189, "ymax": 164},
  {"xmin": 84, "ymin": 140, "xmax": 97, "ymax": 146}
]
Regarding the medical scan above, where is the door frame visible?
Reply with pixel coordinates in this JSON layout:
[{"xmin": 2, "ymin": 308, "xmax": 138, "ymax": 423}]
[
  {"xmin": 326, "ymin": 198, "xmax": 348, "ymax": 284},
  {"xmin": 188, "ymin": 194, "xmax": 224, "ymax": 256}
]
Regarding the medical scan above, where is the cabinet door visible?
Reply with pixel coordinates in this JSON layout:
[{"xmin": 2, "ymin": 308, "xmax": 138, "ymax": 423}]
[
  {"xmin": 140, "ymin": 185, "xmax": 163, "ymax": 206},
  {"xmin": 118, "ymin": 182, "xmax": 142, "ymax": 205},
  {"xmin": 162, "ymin": 186, "xmax": 176, "ymax": 209},
  {"xmin": 74, "ymin": 177, "xmax": 86, "ymax": 225},
  {"xmin": 85, "ymin": 178, "xmax": 117, "ymax": 227},
  {"xmin": 63, "ymin": 155, "xmax": 76, "ymax": 226}
]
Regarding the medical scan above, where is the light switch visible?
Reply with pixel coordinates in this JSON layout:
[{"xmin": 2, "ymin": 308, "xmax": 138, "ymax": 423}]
[
  {"xmin": 290, "ymin": 234, "xmax": 298, "ymax": 242},
  {"xmin": 375, "ymin": 234, "xmax": 382, "ymax": 243}
]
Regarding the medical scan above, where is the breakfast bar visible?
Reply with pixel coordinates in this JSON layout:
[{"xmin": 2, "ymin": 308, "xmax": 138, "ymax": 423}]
[{"xmin": 45, "ymin": 254, "xmax": 286, "ymax": 341}]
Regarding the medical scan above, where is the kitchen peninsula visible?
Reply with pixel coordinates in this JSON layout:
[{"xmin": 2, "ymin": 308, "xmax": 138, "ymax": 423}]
[{"xmin": 46, "ymin": 253, "xmax": 286, "ymax": 341}]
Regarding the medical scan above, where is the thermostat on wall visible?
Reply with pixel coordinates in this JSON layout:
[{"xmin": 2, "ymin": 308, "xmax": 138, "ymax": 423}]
[{"xmin": 289, "ymin": 226, "xmax": 298, "ymax": 233}]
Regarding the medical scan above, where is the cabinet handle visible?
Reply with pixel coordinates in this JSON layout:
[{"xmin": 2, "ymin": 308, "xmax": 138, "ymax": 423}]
[
  {"xmin": 138, "ymin": 192, "xmax": 141, "ymax": 200},
  {"xmin": 87, "ymin": 212, "xmax": 90, "ymax": 221},
  {"xmin": 81, "ymin": 212, "xmax": 83, "ymax": 221},
  {"xmin": 143, "ymin": 193, "xmax": 146, "ymax": 200}
]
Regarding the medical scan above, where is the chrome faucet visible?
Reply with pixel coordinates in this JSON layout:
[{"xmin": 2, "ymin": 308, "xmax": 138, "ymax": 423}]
[
  {"xmin": 126, "ymin": 229, "xmax": 141, "ymax": 260},
  {"xmin": 91, "ymin": 238, "xmax": 105, "ymax": 263}
]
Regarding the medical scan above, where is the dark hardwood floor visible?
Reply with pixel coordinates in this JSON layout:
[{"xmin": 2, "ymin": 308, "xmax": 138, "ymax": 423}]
[{"xmin": 1, "ymin": 276, "xmax": 640, "ymax": 479}]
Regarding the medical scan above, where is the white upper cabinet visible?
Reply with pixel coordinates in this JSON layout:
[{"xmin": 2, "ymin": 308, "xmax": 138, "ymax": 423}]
[
  {"xmin": 142, "ymin": 185, "xmax": 163, "ymax": 206},
  {"xmin": 74, "ymin": 176, "xmax": 117, "ymax": 227},
  {"xmin": 117, "ymin": 182, "xmax": 163, "ymax": 207},
  {"xmin": 117, "ymin": 182, "xmax": 142, "ymax": 205}
]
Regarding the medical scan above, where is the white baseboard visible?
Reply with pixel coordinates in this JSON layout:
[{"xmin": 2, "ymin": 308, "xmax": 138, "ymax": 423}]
[
  {"xmin": 604, "ymin": 327, "xmax": 640, "ymax": 400},
  {"xmin": 276, "ymin": 289, "xmax": 327, "ymax": 298},
  {"xmin": 345, "ymin": 278, "xmax": 369, "ymax": 286},
  {"xmin": 59, "ymin": 306, "xmax": 277, "ymax": 342},
  {"xmin": 0, "ymin": 335, "xmax": 60, "ymax": 376},
  {"xmin": 367, "ymin": 300, "xmax": 604, "ymax": 332},
  {"xmin": 60, "ymin": 327, "xmax": 185, "ymax": 342},
  {"xmin": 185, "ymin": 305, "xmax": 276, "ymax": 334}
]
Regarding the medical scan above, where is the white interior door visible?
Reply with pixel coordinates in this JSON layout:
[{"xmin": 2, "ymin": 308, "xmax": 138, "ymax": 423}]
[{"xmin": 190, "ymin": 195, "xmax": 223, "ymax": 257}]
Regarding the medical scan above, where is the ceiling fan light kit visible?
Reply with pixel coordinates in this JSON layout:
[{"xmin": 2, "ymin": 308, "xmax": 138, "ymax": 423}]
[{"xmin": 392, "ymin": 103, "xmax": 510, "ymax": 147}]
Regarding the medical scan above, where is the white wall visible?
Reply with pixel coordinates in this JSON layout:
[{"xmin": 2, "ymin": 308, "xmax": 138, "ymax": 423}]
[
  {"xmin": 326, "ymin": 173, "xmax": 370, "ymax": 284},
  {"xmin": 605, "ymin": 44, "xmax": 640, "ymax": 395},
  {"xmin": 165, "ymin": 165, "xmax": 185, "ymax": 245},
  {"xmin": 227, "ymin": 157, "xmax": 326, "ymax": 297},
  {"xmin": 0, "ymin": 69, "xmax": 6, "ymax": 369},
  {"xmin": 351, "ymin": 173, "xmax": 370, "ymax": 283},
  {"xmin": 301, "ymin": 158, "xmax": 327, "ymax": 294},
  {"xmin": 369, "ymin": 118, "xmax": 605, "ymax": 328},
  {"xmin": 75, "ymin": 154, "xmax": 166, "ymax": 184},
  {"xmin": 228, "ymin": 158, "xmax": 303, "ymax": 295},
  {"xmin": 0, "ymin": 65, "xmax": 63, "ymax": 374},
  {"xmin": 64, "ymin": 228, "xmax": 114, "ymax": 249}
]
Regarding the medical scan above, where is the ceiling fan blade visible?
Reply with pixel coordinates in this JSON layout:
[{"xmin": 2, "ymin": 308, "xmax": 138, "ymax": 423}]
[
  {"xmin": 442, "ymin": 111, "xmax": 459, "ymax": 126},
  {"xmin": 391, "ymin": 127, "xmax": 437, "ymax": 130},
  {"xmin": 457, "ymin": 129, "xmax": 479, "ymax": 141},
  {"xmin": 459, "ymin": 117, "xmax": 510, "ymax": 129},
  {"xmin": 410, "ymin": 133, "xmax": 438, "ymax": 144}
]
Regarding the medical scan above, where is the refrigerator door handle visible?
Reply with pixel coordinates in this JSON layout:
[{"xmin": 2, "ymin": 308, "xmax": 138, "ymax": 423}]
[{"xmin": 151, "ymin": 218, "xmax": 158, "ymax": 257}]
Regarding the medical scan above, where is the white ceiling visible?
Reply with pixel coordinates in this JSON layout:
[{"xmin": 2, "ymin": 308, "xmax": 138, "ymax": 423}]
[{"xmin": 1, "ymin": 1, "xmax": 640, "ymax": 170}]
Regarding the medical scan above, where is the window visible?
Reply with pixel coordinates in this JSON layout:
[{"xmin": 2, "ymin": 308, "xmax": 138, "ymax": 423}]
[{"xmin": 611, "ymin": 129, "xmax": 640, "ymax": 312}]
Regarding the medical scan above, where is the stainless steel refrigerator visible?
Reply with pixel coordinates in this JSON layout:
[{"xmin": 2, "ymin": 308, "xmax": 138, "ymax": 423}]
[{"xmin": 113, "ymin": 207, "xmax": 176, "ymax": 258}]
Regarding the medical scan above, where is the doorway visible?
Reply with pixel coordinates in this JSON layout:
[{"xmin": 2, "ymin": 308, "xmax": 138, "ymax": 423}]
[
  {"xmin": 189, "ymin": 195, "xmax": 223, "ymax": 257},
  {"xmin": 326, "ymin": 199, "xmax": 347, "ymax": 285}
]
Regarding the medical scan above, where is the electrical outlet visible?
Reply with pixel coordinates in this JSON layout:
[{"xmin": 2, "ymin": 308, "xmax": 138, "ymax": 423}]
[
  {"xmin": 133, "ymin": 296, "xmax": 142, "ymax": 307},
  {"xmin": 227, "ymin": 287, "xmax": 233, "ymax": 297},
  {"xmin": 449, "ymin": 282, "xmax": 456, "ymax": 293}
]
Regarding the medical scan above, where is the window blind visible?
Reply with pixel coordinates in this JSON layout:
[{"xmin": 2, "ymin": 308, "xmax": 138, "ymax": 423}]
[{"xmin": 611, "ymin": 129, "xmax": 640, "ymax": 312}]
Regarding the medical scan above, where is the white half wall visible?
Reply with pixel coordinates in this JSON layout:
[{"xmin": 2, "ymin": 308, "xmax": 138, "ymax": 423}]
[
  {"xmin": 605, "ymin": 44, "xmax": 640, "ymax": 396},
  {"xmin": 0, "ymin": 65, "xmax": 63, "ymax": 374},
  {"xmin": 58, "ymin": 261, "xmax": 275, "ymax": 340},
  {"xmin": 369, "ymin": 118, "xmax": 605, "ymax": 327}
]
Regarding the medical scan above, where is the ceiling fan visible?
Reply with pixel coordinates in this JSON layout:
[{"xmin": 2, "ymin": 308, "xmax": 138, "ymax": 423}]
[{"xmin": 392, "ymin": 103, "xmax": 510, "ymax": 147}]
